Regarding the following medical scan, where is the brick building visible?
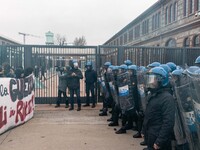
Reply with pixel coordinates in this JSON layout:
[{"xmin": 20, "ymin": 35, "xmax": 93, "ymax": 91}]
[{"xmin": 104, "ymin": 0, "xmax": 200, "ymax": 47}]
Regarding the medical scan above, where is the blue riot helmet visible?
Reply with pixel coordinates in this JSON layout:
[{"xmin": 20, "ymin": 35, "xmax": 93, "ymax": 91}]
[
  {"xmin": 160, "ymin": 64, "xmax": 171, "ymax": 74},
  {"xmin": 195, "ymin": 56, "xmax": 200, "ymax": 64},
  {"xmin": 124, "ymin": 59, "xmax": 132, "ymax": 66},
  {"xmin": 139, "ymin": 66, "xmax": 147, "ymax": 72},
  {"xmin": 186, "ymin": 66, "xmax": 200, "ymax": 74},
  {"xmin": 104, "ymin": 61, "xmax": 111, "ymax": 66},
  {"xmin": 112, "ymin": 66, "xmax": 119, "ymax": 75},
  {"xmin": 171, "ymin": 69, "xmax": 184, "ymax": 86},
  {"xmin": 104, "ymin": 61, "xmax": 111, "ymax": 70},
  {"xmin": 128, "ymin": 65, "xmax": 137, "ymax": 76},
  {"xmin": 86, "ymin": 61, "xmax": 92, "ymax": 66},
  {"xmin": 119, "ymin": 64, "xmax": 128, "ymax": 73},
  {"xmin": 147, "ymin": 62, "xmax": 161, "ymax": 68},
  {"xmin": 166, "ymin": 62, "xmax": 176, "ymax": 72},
  {"xmin": 85, "ymin": 61, "xmax": 92, "ymax": 70},
  {"xmin": 146, "ymin": 67, "xmax": 169, "ymax": 90},
  {"xmin": 176, "ymin": 66, "xmax": 184, "ymax": 72},
  {"xmin": 107, "ymin": 65, "xmax": 114, "ymax": 73}
]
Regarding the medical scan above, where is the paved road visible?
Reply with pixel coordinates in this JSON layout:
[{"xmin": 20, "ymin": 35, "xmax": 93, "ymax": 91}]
[{"xmin": 0, "ymin": 104, "xmax": 145, "ymax": 150}]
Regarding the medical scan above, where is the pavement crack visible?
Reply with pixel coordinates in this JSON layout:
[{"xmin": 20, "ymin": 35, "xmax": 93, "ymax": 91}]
[{"xmin": 0, "ymin": 130, "xmax": 12, "ymax": 145}]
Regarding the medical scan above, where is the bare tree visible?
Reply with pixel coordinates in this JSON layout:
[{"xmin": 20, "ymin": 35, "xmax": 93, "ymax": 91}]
[
  {"xmin": 55, "ymin": 34, "xmax": 66, "ymax": 46},
  {"xmin": 73, "ymin": 36, "xmax": 87, "ymax": 46}
]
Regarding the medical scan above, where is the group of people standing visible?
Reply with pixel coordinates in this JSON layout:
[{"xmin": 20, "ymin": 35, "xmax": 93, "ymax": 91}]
[
  {"xmin": 98, "ymin": 57, "xmax": 200, "ymax": 150},
  {"xmin": 55, "ymin": 60, "xmax": 97, "ymax": 111}
]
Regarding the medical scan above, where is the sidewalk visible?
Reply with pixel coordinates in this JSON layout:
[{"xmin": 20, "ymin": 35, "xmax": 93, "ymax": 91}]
[{"xmin": 0, "ymin": 104, "xmax": 145, "ymax": 150}]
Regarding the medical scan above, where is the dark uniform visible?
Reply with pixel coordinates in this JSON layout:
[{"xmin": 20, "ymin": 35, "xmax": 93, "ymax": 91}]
[
  {"xmin": 67, "ymin": 62, "xmax": 83, "ymax": 111},
  {"xmin": 142, "ymin": 89, "xmax": 175, "ymax": 150},
  {"xmin": 84, "ymin": 66, "xmax": 97, "ymax": 107}
]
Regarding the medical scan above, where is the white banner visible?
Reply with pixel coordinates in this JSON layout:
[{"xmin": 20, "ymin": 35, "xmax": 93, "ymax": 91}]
[{"xmin": 0, "ymin": 74, "xmax": 35, "ymax": 134}]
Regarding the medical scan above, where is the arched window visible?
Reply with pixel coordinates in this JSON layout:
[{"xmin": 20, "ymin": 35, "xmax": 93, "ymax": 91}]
[
  {"xmin": 183, "ymin": 37, "xmax": 190, "ymax": 47},
  {"xmin": 193, "ymin": 35, "xmax": 200, "ymax": 47},
  {"xmin": 174, "ymin": 2, "xmax": 178, "ymax": 21},
  {"xmin": 165, "ymin": 7, "xmax": 168, "ymax": 24},
  {"xmin": 166, "ymin": 38, "xmax": 177, "ymax": 47},
  {"xmin": 169, "ymin": 4, "xmax": 173, "ymax": 23}
]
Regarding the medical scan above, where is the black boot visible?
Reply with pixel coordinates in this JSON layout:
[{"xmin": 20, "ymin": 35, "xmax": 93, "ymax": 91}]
[
  {"xmin": 108, "ymin": 122, "xmax": 119, "ymax": 126},
  {"xmin": 83, "ymin": 104, "xmax": 90, "ymax": 107},
  {"xmin": 133, "ymin": 132, "xmax": 142, "ymax": 138},
  {"xmin": 69, "ymin": 107, "xmax": 74, "ymax": 111},
  {"xmin": 140, "ymin": 141, "xmax": 147, "ymax": 146},
  {"xmin": 99, "ymin": 111, "xmax": 107, "ymax": 116},
  {"xmin": 107, "ymin": 118, "xmax": 113, "ymax": 122},
  {"xmin": 77, "ymin": 107, "xmax": 81, "ymax": 111},
  {"xmin": 91, "ymin": 104, "xmax": 95, "ymax": 108},
  {"xmin": 55, "ymin": 105, "xmax": 60, "ymax": 108},
  {"xmin": 115, "ymin": 128, "xmax": 126, "ymax": 134}
]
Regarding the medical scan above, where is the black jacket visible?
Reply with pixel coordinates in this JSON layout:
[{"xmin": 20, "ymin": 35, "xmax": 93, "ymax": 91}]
[
  {"xmin": 85, "ymin": 69, "xmax": 97, "ymax": 85},
  {"xmin": 142, "ymin": 89, "xmax": 175, "ymax": 148},
  {"xmin": 67, "ymin": 68, "xmax": 83, "ymax": 89}
]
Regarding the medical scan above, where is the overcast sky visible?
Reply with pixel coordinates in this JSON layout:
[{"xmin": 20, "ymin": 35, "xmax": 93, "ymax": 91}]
[{"xmin": 1, "ymin": 0, "xmax": 158, "ymax": 45}]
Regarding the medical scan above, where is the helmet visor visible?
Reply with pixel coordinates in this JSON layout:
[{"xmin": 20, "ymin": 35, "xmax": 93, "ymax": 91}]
[{"xmin": 146, "ymin": 74, "xmax": 160, "ymax": 89}]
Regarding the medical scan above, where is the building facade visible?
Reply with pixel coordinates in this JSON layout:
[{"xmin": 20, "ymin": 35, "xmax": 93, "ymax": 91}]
[
  {"xmin": 0, "ymin": 35, "xmax": 20, "ymax": 45},
  {"xmin": 104, "ymin": 0, "xmax": 200, "ymax": 47}
]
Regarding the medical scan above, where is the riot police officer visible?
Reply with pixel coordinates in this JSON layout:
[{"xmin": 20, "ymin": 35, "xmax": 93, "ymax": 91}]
[
  {"xmin": 99, "ymin": 62, "xmax": 113, "ymax": 116},
  {"xmin": 142, "ymin": 67, "xmax": 175, "ymax": 150},
  {"xmin": 84, "ymin": 61, "xmax": 97, "ymax": 108}
]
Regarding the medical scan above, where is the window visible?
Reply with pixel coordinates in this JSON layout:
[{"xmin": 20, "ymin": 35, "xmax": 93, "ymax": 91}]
[
  {"xmin": 166, "ymin": 38, "xmax": 177, "ymax": 47},
  {"xmin": 120, "ymin": 36, "xmax": 123, "ymax": 45},
  {"xmin": 183, "ymin": 0, "xmax": 188, "ymax": 16},
  {"xmin": 194, "ymin": 0, "xmax": 200, "ymax": 12},
  {"xmin": 169, "ymin": 4, "xmax": 173, "ymax": 23},
  {"xmin": 165, "ymin": 7, "xmax": 169, "ymax": 24},
  {"xmin": 116, "ymin": 38, "xmax": 119, "ymax": 45},
  {"xmin": 174, "ymin": 2, "xmax": 177, "ymax": 21},
  {"xmin": 128, "ymin": 29, "xmax": 133, "ymax": 42},
  {"xmin": 194, "ymin": 35, "xmax": 200, "ymax": 47},
  {"xmin": 189, "ymin": 0, "xmax": 194, "ymax": 14},
  {"xmin": 158, "ymin": 12, "xmax": 160, "ymax": 28},
  {"xmin": 135, "ymin": 25, "xmax": 140, "ymax": 39},
  {"xmin": 142, "ymin": 19, "xmax": 149, "ymax": 35},
  {"xmin": 152, "ymin": 15, "xmax": 155, "ymax": 30},
  {"xmin": 183, "ymin": 37, "xmax": 190, "ymax": 47},
  {"xmin": 124, "ymin": 33, "xmax": 127, "ymax": 44},
  {"xmin": 198, "ymin": 0, "xmax": 200, "ymax": 10}
]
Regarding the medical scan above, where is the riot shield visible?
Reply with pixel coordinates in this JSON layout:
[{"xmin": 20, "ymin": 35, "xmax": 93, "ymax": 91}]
[
  {"xmin": 117, "ymin": 72, "xmax": 134, "ymax": 112},
  {"xmin": 98, "ymin": 74, "xmax": 110, "ymax": 99},
  {"xmin": 108, "ymin": 72, "xmax": 118, "ymax": 105},
  {"xmin": 174, "ymin": 74, "xmax": 200, "ymax": 150},
  {"xmin": 136, "ymin": 69, "xmax": 147, "ymax": 112},
  {"xmin": 187, "ymin": 67, "xmax": 200, "ymax": 146}
]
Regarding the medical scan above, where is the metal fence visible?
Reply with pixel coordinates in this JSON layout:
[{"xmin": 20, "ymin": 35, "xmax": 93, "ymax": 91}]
[{"xmin": 0, "ymin": 45, "xmax": 200, "ymax": 104}]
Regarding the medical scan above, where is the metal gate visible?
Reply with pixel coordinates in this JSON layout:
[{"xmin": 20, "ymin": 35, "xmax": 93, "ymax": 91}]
[{"xmin": 0, "ymin": 45, "xmax": 200, "ymax": 104}]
